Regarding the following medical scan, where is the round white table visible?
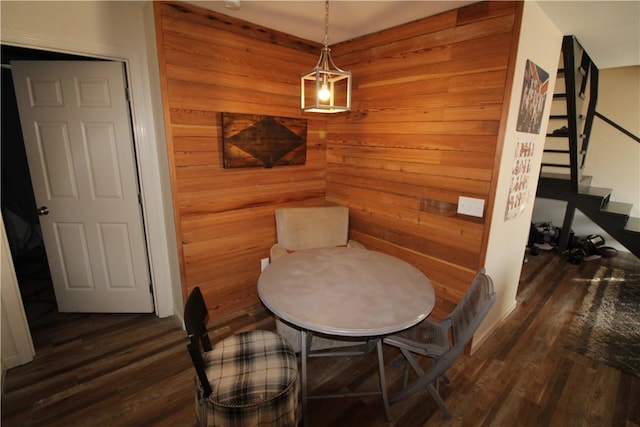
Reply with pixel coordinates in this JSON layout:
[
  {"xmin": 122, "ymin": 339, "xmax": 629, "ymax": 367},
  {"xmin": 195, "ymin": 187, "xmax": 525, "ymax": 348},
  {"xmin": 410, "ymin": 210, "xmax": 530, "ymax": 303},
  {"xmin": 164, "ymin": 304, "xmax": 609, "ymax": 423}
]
[{"xmin": 258, "ymin": 246, "xmax": 435, "ymax": 424}]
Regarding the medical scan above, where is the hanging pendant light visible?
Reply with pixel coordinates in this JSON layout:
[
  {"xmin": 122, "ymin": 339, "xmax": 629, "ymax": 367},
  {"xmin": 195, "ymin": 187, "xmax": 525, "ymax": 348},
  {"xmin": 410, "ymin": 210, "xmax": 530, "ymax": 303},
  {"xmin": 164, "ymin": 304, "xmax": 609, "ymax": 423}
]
[{"xmin": 301, "ymin": 0, "xmax": 351, "ymax": 113}]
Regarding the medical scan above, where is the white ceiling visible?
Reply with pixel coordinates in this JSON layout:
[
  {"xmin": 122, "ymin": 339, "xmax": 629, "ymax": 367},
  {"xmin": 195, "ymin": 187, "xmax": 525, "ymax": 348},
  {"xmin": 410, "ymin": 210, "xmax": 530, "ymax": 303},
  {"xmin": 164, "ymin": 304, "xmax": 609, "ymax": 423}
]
[
  {"xmin": 537, "ymin": 1, "xmax": 639, "ymax": 69},
  {"xmin": 186, "ymin": 0, "xmax": 640, "ymax": 70}
]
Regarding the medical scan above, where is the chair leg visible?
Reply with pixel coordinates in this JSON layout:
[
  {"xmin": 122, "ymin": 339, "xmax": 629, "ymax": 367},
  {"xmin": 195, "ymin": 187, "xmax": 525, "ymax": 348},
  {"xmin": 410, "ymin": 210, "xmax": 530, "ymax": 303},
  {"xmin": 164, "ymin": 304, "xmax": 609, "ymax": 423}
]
[
  {"xmin": 300, "ymin": 330, "xmax": 309, "ymax": 427},
  {"xmin": 426, "ymin": 383, "xmax": 452, "ymax": 419},
  {"xmin": 390, "ymin": 349, "xmax": 453, "ymax": 419},
  {"xmin": 376, "ymin": 339, "xmax": 393, "ymax": 422},
  {"xmin": 391, "ymin": 355, "xmax": 410, "ymax": 388},
  {"xmin": 401, "ymin": 348, "xmax": 426, "ymax": 378},
  {"xmin": 402, "ymin": 362, "xmax": 409, "ymax": 389},
  {"xmin": 390, "ymin": 349, "xmax": 428, "ymax": 403}
]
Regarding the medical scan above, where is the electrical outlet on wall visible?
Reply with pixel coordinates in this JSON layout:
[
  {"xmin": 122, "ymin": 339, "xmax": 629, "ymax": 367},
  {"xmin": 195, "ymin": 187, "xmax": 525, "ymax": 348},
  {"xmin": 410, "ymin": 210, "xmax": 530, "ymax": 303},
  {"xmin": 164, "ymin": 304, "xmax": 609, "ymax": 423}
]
[
  {"xmin": 457, "ymin": 196, "xmax": 485, "ymax": 218},
  {"xmin": 260, "ymin": 257, "xmax": 270, "ymax": 272}
]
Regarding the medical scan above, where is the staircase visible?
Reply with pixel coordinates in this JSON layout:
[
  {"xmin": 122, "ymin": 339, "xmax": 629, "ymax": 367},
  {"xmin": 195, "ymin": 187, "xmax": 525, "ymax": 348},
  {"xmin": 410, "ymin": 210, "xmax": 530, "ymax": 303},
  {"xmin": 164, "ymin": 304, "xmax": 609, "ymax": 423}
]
[{"xmin": 537, "ymin": 35, "xmax": 640, "ymax": 258}]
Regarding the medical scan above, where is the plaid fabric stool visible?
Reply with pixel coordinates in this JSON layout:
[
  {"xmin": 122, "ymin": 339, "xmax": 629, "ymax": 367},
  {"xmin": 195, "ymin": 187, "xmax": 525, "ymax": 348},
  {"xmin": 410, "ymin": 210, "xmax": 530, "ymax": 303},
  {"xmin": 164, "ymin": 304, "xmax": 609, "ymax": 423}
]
[{"xmin": 194, "ymin": 330, "xmax": 299, "ymax": 427}]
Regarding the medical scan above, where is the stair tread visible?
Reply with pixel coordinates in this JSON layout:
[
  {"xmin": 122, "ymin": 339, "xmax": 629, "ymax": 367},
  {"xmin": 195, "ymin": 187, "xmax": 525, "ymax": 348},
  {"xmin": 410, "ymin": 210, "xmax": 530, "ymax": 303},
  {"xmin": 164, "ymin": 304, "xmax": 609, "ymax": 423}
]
[
  {"xmin": 580, "ymin": 175, "xmax": 593, "ymax": 186},
  {"xmin": 624, "ymin": 217, "xmax": 640, "ymax": 234},
  {"xmin": 540, "ymin": 172, "xmax": 570, "ymax": 180},
  {"xmin": 544, "ymin": 149, "xmax": 571, "ymax": 153},
  {"xmin": 579, "ymin": 186, "xmax": 611, "ymax": 198},
  {"xmin": 541, "ymin": 163, "xmax": 571, "ymax": 168},
  {"xmin": 602, "ymin": 201, "xmax": 633, "ymax": 216}
]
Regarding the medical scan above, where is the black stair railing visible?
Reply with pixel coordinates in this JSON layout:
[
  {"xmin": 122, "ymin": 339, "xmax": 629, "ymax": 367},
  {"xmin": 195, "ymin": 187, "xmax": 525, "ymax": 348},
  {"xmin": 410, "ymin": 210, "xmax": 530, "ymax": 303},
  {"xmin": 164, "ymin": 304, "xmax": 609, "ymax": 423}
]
[
  {"xmin": 593, "ymin": 111, "xmax": 640, "ymax": 143},
  {"xmin": 561, "ymin": 35, "xmax": 594, "ymax": 192},
  {"xmin": 580, "ymin": 60, "xmax": 598, "ymax": 170},
  {"xmin": 538, "ymin": 36, "xmax": 640, "ymax": 257}
]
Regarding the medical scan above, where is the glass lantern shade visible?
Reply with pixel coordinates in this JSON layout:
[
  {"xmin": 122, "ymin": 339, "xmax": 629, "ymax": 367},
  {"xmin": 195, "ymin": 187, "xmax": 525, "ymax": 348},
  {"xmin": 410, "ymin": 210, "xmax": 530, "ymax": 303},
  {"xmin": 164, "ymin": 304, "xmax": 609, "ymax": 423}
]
[{"xmin": 300, "ymin": 0, "xmax": 352, "ymax": 113}]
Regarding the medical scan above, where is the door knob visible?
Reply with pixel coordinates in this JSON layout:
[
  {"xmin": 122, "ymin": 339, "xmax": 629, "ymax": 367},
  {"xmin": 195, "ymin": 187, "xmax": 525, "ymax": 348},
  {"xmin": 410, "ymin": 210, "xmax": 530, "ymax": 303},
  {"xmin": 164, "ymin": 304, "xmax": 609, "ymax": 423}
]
[{"xmin": 38, "ymin": 206, "xmax": 50, "ymax": 216}]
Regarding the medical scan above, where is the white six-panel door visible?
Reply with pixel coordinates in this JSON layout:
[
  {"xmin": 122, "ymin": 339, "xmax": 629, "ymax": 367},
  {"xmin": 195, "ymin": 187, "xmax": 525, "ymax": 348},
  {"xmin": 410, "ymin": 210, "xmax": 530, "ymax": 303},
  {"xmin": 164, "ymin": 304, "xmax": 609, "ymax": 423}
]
[{"xmin": 11, "ymin": 60, "xmax": 153, "ymax": 313}]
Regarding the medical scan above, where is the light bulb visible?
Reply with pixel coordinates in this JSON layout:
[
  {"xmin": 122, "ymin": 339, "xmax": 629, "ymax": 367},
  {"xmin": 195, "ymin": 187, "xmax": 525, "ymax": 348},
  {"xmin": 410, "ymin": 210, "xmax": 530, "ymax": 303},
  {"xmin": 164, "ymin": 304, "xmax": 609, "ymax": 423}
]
[{"xmin": 318, "ymin": 83, "xmax": 331, "ymax": 102}]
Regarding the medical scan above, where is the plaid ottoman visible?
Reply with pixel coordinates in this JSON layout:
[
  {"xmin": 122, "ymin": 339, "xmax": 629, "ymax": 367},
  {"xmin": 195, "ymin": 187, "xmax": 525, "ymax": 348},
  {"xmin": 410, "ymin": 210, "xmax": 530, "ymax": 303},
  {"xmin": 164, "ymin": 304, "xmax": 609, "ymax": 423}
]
[{"xmin": 195, "ymin": 330, "xmax": 299, "ymax": 427}]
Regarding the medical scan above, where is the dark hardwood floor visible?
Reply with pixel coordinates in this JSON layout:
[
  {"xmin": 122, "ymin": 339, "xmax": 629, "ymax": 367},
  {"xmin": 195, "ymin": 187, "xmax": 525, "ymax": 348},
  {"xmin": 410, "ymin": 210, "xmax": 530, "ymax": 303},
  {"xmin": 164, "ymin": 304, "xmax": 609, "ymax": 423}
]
[{"xmin": 2, "ymin": 250, "xmax": 639, "ymax": 426}]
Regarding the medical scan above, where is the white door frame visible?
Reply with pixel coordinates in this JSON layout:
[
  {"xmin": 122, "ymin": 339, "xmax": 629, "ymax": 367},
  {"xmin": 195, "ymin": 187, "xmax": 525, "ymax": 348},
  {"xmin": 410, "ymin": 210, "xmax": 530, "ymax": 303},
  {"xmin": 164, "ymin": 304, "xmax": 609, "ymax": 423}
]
[
  {"xmin": 3, "ymin": 52, "xmax": 169, "ymax": 315},
  {"xmin": 0, "ymin": 3, "xmax": 179, "ymax": 323},
  {"xmin": 1, "ymin": 216, "xmax": 35, "ymax": 370}
]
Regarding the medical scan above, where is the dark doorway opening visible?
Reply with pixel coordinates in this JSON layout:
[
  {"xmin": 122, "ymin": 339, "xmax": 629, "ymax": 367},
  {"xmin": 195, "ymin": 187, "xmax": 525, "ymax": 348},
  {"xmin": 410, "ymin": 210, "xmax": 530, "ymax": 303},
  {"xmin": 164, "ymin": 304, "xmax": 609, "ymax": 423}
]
[{"xmin": 1, "ymin": 45, "xmax": 100, "ymax": 326}]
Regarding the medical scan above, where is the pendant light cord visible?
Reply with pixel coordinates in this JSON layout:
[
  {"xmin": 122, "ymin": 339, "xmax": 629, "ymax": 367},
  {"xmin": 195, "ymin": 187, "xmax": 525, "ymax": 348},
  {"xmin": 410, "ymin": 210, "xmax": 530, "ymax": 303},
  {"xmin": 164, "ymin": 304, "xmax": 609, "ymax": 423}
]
[
  {"xmin": 301, "ymin": 0, "xmax": 351, "ymax": 112},
  {"xmin": 323, "ymin": 0, "xmax": 329, "ymax": 47}
]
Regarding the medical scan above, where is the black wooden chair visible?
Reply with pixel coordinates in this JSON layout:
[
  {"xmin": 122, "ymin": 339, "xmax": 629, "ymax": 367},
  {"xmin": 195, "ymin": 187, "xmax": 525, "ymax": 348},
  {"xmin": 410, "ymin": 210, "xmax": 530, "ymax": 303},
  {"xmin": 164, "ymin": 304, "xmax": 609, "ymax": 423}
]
[{"xmin": 184, "ymin": 287, "xmax": 214, "ymax": 397}]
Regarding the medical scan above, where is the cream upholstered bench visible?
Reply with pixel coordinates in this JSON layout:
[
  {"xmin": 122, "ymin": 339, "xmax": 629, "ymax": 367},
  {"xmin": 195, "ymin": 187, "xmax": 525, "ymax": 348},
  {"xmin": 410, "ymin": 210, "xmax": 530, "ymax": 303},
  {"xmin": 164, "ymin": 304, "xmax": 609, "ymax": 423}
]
[{"xmin": 269, "ymin": 206, "xmax": 366, "ymax": 353}]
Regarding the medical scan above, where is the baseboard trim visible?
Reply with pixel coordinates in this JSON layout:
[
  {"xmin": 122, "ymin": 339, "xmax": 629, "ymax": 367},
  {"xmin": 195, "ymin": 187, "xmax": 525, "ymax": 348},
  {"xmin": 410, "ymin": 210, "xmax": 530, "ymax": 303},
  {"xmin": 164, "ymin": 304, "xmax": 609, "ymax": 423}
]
[{"xmin": 471, "ymin": 299, "xmax": 518, "ymax": 353}]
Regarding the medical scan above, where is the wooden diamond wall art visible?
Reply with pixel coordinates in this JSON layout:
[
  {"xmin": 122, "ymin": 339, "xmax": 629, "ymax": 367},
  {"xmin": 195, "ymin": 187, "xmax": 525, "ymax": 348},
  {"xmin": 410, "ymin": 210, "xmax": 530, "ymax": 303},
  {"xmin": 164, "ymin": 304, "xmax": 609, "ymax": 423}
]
[{"xmin": 222, "ymin": 113, "xmax": 307, "ymax": 168}]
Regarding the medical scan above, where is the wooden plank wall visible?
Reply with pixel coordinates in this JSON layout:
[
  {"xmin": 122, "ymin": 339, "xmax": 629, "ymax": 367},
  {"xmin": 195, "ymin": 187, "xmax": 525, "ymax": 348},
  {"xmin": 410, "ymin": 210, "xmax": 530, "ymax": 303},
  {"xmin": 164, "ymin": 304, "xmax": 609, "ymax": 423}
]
[
  {"xmin": 154, "ymin": 1, "xmax": 522, "ymax": 319},
  {"xmin": 326, "ymin": 1, "xmax": 522, "ymax": 317},
  {"xmin": 153, "ymin": 2, "xmax": 330, "ymax": 315}
]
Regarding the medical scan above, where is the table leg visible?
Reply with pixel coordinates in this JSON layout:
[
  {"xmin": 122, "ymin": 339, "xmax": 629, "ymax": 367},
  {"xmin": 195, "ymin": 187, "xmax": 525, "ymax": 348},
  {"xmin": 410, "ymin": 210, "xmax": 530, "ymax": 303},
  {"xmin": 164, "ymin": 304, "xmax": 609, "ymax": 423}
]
[
  {"xmin": 300, "ymin": 330, "xmax": 308, "ymax": 427},
  {"xmin": 376, "ymin": 339, "xmax": 392, "ymax": 421}
]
